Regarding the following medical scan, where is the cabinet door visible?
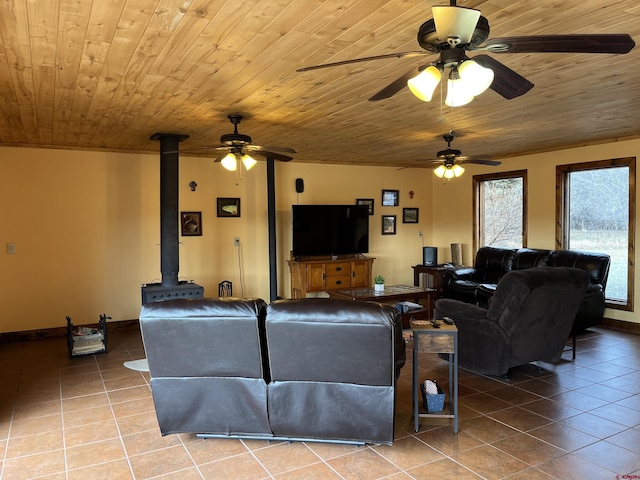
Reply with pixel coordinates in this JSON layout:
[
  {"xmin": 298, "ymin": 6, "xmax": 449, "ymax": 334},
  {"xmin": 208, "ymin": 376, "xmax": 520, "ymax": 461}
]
[
  {"xmin": 306, "ymin": 263, "xmax": 326, "ymax": 292},
  {"xmin": 351, "ymin": 260, "xmax": 371, "ymax": 288}
]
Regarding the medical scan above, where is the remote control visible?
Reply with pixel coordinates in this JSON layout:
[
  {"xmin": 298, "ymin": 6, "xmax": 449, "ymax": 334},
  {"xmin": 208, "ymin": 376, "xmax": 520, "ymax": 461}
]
[{"xmin": 443, "ymin": 317, "xmax": 455, "ymax": 325}]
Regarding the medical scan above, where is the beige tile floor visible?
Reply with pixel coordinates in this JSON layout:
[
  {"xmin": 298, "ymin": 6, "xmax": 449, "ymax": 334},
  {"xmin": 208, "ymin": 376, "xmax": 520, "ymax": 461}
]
[{"xmin": 1, "ymin": 325, "xmax": 639, "ymax": 479}]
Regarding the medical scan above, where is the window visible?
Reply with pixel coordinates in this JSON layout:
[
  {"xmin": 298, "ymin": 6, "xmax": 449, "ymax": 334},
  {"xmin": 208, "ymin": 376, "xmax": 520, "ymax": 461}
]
[
  {"xmin": 473, "ymin": 170, "xmax": 527, "ymax": 251},
  {"xmin": 556, "ymin": 158, "xmax": 635, "ymax": 310}
]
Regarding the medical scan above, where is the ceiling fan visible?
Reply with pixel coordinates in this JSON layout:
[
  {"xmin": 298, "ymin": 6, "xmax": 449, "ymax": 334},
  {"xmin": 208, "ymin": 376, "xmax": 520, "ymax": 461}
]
[
  {"xmin": 423, "ymin": 131, "xmax": 500, "ymax": 178},
  {"xmin": 177, "ymin": 114, "xmax": 296, "ymax": 171},
  {"xmin": 297, "ymin": 1, "xmax": 635, "ymax": 106}
]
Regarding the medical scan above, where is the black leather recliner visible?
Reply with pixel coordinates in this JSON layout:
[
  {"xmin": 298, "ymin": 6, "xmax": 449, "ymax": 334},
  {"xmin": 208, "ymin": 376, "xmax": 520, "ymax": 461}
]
[{"xmin": 436, "ymin": 267, "xmax": 589, "ymax": 376}]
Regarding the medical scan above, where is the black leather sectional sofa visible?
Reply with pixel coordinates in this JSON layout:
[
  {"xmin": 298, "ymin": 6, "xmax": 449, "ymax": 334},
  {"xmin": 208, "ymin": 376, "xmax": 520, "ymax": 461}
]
[
  {"xmin": 139, "ymin": 297, "xmax": 405, "ymax": 445},
  {"xmin": 444, "ymin": 247, "xmax": 611, "ymax": 333}
]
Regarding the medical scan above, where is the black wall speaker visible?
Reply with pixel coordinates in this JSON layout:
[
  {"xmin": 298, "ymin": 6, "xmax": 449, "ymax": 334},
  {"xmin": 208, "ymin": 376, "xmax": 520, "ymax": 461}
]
[
  {"xmin": 423, "ymin": 246, "xmax": 438, "ymax": 266},
  {"xmin": 295, "ymin": 178, "xmax": 304, "ymax": 193}
]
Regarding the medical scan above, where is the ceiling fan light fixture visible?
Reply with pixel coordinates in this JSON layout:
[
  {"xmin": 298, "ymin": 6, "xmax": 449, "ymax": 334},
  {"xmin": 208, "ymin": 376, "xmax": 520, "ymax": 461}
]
[
  {"xmin": 458, "ymin": 59, "xmax": 494, "ymax": 96},
  {"xmin": 407, "ymin": 65, "xmax": 442, "ymax": 102},
  {"xmin": 434, "ymin": 165, "xmax": 447, "ymax": 178},
  {"xmin": 432, "ymin": 5, "xmax": 481, "ymax": 45},
  {"xmin": 443, "ymin": 167, "xmax": 456, "ymax": 179},
  {"xmin": 221, "ymin": 153, "xmax": 238, "ymax": 171},
  {"xmin": 242, "ymin": 154, "xmax": 257, "ymax": 170}
]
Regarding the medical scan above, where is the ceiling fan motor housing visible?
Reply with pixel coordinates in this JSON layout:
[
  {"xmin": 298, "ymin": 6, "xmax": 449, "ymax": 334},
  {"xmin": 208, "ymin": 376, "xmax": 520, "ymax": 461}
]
[{"xmin": 220, "ymin": 132, "xmax": 252, "ymax": 146}]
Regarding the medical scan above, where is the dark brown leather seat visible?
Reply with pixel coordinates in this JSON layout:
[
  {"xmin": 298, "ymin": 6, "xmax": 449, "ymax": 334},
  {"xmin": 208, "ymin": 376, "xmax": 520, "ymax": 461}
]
[{"xmin": 139, "ymin": 297, "xmax": 405, "ymax": 445}]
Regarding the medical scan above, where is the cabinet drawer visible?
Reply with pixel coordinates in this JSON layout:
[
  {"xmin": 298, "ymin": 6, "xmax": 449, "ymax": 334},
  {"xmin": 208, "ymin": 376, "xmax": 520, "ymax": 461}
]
[
  {"xmin": 325, "ymin": 262, "xmax": 351, "ymax": 275},
  {"xmin": 325, "ymin": 274, "xmax": 351, "ymax": 289}
]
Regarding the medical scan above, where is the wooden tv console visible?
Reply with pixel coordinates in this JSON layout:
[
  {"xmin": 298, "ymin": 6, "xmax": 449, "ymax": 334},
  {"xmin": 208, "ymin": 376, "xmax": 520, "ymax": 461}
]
[{"xmin": 287, "ymin": 254, "xmax": 374, "ymax": 299}]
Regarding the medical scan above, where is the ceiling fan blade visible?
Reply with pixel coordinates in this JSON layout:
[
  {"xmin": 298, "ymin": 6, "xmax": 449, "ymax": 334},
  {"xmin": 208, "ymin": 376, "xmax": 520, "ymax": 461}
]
[
  {"xmin": 485, "ymin": 34, "xmax": 635, "ymax": 54},
  {"xmin": 473, "ymin": 54, "xmax": 534, "ymax": 99},
  {"xmin": 368, "ymin": 67, "xmax": 423, "ymax": 101},
  {"xmin": 408, "ymin": 159, "xmax": 441, "ymax": 166},
  {"xmin": 459, "ymin": 159, "xmax": 502, "ymax": 166},
  {"xmin": 167, "ymin": 145, "xmax": 227, "ymax": 154},
  {"xmin": 250, "ymin": 150, "xmax": 293, "ymax": 162},
  {"xmin": 296, "ymin": 51, "xmax": 430, "ymax": 72},
  {"xmin": 246, "ymin": 144, "xmax": 297, "ymax": 154}
]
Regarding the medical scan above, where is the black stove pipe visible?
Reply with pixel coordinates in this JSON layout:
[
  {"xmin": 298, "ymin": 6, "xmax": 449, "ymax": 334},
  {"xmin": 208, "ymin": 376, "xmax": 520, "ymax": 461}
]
[{"xmin": 150, "ymin": 133, "xmax": 189, "ymax": 287}]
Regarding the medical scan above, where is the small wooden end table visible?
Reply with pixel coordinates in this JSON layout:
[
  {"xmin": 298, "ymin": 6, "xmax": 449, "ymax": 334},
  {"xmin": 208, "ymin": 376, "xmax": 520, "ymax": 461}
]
[
  {"xmin": 412, "ymin": 265, "xmax": 451, "ymax": 293},
  {"xmin": 411, "ymin": 319, "xmax": 458, "ymax": 433}
]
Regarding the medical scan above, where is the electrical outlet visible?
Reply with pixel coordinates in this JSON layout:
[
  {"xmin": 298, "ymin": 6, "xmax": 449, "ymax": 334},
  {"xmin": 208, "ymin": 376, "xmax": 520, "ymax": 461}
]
[
  {"xmin": 233, "ymin": 237, "xmax": 240, "ymax": 246},
  {"xmin": 418, "ymin": 230, "xmax": 423, "ymax": 238}
]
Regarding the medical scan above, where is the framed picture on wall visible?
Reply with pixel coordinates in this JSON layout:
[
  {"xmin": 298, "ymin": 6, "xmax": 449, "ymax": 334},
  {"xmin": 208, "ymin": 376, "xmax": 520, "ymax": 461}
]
[
  {"xmin": 217, "ymin": 198, "xmax": 241, "ymax": 217},
  {"xmin": 403, "ymin": 208, "xmax": 419, "ymax": 223},
  {"xmin": 381, "ymin": 189, "xmax": 399, "ymax": 206},
  {"xmin": 382, "ymin": 215, "xmax": 396, "ymax": 235},
  {"xmin": 181, "ymin": 211, "xmax": 202, "ymax": 236},
  {"xmin": 356, "ymin": 198, "xmax": 374, "ymax": 215}
]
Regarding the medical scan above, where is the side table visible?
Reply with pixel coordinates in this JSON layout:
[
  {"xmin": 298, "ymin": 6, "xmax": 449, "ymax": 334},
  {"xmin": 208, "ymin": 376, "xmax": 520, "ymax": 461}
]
[
  {"xmin": 411, "ymin": 320, "xmax": 458, "ymax": 433},
  {"xmin": 412, "ymin": 265, "xmax": 451, "ymax": 293}
]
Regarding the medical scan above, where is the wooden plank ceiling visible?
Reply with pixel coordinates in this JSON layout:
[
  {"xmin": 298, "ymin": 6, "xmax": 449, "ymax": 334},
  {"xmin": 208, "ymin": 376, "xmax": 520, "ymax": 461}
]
[{"xmin": 0, "ymin": 0, "xmax": 638, "ymax": 168}]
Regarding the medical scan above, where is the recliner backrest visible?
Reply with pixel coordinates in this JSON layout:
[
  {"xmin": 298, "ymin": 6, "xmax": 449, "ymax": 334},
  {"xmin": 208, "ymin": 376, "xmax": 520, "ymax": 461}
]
[
  {"xmin": 513, "ymin": 248, "xmax": 552, "ymax": 270},
  {"xmin": 140, "ymin": 297, "xmax": 269, "ymax": 380},
  {"xmin": 266, "ymin": 298, "xmax": 398, "ymax": 385},
  {"xmin": 547, "ymin": 249, "xmax": 611, "ymax": 289},
  {"xmin": 472, "ymin": 246, "xmax": 516, "ymax": 283},
  {"xmin": 487, "ymin": 267, "xmax": 589, "ymax": 365}
]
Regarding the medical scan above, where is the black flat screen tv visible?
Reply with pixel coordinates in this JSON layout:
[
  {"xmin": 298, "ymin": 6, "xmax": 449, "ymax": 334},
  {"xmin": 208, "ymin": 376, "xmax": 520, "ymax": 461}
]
[{"xmin": 292, "ymin": 204, "xmax": 369, "ymax": 257}]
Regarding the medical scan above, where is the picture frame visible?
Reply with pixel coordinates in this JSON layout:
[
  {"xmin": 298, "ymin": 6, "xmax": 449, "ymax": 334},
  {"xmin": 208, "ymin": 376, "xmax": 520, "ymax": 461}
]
[
  {"xmin": 356, "ymin": 198, "xmax": 374, "ymax": 215},
  {"xmin": 181, "ymin": 211, "xmax": 202, "ymax": 236},
  {"xmin": 217, "ymin": 197, "xmax": 241, "ymax": 217},
  {"xmin": 382, "ymin": 215, "xmax": 396, "ymax": 235},
  {"xmin": 403, "ymin": 207, "xmax": 419, "ymax": 224},
  {"xmin": 381, "ymin": 189, "xmax": 399, "ymax": 206}
]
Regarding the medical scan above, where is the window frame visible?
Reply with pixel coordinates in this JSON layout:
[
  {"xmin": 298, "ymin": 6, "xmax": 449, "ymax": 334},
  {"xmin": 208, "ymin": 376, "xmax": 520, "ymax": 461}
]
[
  {"xmin": 555, "ymin": 157, "xmax": 636, "ymax": 311},
  {"xmin": 473, "ymin": 170, "xmax": 528, "ymax": 253}
]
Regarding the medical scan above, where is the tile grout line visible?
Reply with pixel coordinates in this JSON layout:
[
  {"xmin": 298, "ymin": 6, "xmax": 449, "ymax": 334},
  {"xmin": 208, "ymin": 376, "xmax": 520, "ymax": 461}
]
[{"xmin": 100, "ymin": 352, "xmax": 138, "ymax": 479}]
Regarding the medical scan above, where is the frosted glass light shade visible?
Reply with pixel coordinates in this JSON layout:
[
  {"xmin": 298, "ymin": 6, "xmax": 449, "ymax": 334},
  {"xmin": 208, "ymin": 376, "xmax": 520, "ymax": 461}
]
[
  {"xmin": 434, "ymin": 164, "xmax": 465, "ymax": 179},
  {"xmin": 445, "ymin": 78, "xmax": 474, "ymax": 107},
  {"xmin": 452, "ymin": 164, "xmax": 465, "ymax": 177},
  {"xmin": 458, "ymin": 59, "xmax": 494, "ymax": 96},
  {"xmin": 221, "ymin": 153, "xmax": 237, "ymax": 171},
  {"xmin": 242, "ymin": 154, "xmax": 257, "ymax": 170},
  {"xmin": 432, "ymin": 6, "xmax": 481, "ymax": 44},
  {"xmin": 407, "ymin": 66, "xmax": 442, "ymax": 102}
]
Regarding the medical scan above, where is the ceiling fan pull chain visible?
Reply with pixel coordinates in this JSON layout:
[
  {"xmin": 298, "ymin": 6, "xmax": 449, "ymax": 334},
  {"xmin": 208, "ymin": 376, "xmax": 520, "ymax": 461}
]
[{"xmin": 438, "ymin": 79, "xmax": 445, "ymax": 123}]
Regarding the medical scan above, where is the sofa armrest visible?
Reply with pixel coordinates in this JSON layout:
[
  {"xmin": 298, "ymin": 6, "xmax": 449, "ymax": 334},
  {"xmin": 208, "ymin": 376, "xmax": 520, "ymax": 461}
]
[
  {"xmin": 434, "ymin": 298, "xmax": 511, "ymax": 375},
  {"xmin": 435, "ymin": 298, "xmax": 495, "ymax": 329},
  {"xmin": 447, "ymin": 267, "xmax": 476, "ymax": 280}
]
